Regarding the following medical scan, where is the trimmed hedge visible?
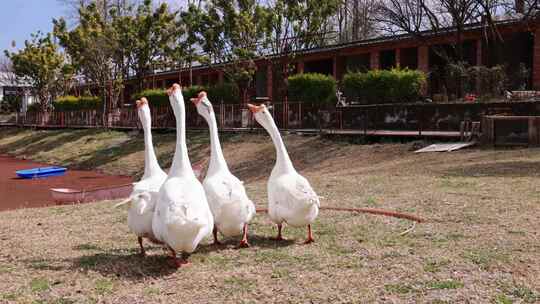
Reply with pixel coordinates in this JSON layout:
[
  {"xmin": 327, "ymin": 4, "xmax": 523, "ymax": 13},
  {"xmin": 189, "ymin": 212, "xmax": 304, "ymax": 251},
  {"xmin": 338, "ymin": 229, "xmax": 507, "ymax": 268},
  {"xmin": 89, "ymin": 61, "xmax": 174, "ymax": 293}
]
[
  {"xmin": 53, "ymin": 96, "xmax": 102, "ymax": 111},
  {"xmin": 132, "ymin": 89, "xmax": 170, "ymax": 107},
  {"xmin": 133, "ymin": 84, "xmax": 240, "ymax": 106},
  {"xmin": 343, "ymin": 69, "xmax": 426, "ymax": 104},
  {"xmin": 207, "ymin": 83, "xmax": 240, "ymax": 103},
  {"xmin": 287, "ymin": 73, "xmax": 337, "ymax": 104}
]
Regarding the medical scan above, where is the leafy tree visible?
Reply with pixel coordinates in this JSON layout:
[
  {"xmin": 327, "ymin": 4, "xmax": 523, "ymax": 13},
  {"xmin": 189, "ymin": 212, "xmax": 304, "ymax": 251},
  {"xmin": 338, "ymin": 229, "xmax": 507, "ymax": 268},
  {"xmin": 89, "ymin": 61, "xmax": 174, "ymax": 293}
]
[
  {"xmin": 5, "ymin": 32, "xmax": 72, "ymax": 112},
  {"xmin": 261, "ymin": 0, "xmax": 340, "ymax": 99},
  {"xmin": 119, "ymin": 0, "xmax": 176, "ymax": 91},
  {"xmin": 164, "ymin": 3, "xmax": 207, "ymax": 86},
  {"xmin": 54, "ymin": 3, "xmax": 125, "ymax": 124},
  {"xmin": 196, "ymin": 0, "xmax": 270, "ymax": 102}
]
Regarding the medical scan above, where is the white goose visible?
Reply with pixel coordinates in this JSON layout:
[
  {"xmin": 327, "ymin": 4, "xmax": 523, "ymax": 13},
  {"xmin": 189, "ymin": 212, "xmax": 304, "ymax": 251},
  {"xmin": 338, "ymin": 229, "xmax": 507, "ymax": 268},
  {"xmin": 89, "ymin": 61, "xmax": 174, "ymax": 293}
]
[
  {"xmin": 192, "ymin": 92, "xmax": 255, "ymax": 247},
  {"xmin": 115, "ymin": 97, "xmax": 167, "ymax": 256},
  {"xmin": 248, "ymin": 103, "xmax": 319, "ymax": 243},
  {"xmin": 152, "ymin": 84, "xmax": 214, "ymax": 267}
]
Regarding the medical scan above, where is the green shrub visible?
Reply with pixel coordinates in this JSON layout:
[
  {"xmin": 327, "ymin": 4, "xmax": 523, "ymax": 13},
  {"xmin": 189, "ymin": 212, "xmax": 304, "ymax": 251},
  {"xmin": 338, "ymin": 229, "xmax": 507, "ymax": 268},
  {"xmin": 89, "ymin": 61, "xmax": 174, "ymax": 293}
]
[
  {"xmin": 0, "ymin": 95, "xmax": 22, "ymax": 113},
  {"xmin": 27, "ymin": 102, "xmax": 41, "ymax": 112},
  {"xmin": 133, "ymin": 84, "xmax": 239, "ymax": 106},
  {"xmin": 467, "ymin": 65, "xmax": 507, "ymax": 97},
  {"xmin": 182, "ymin": 85, "xmax": 207, "ymax": 101},
  {"xmin": 133, "ymin": 86, "xmax": 206, "ymax": 107},
  {"xmin": 207, "ymin": 83, "xmax": 240, "ymax": 104},
  {"xmin": 132, "ymin": 89, "xmax": 169, "ymax": 107},
  {"xmin": 343, "ymin": 68, "xmax": 426, "ymax": 104},
  {"xmin": 53, "ymin": 95, "xmax": 102, "ymax": 111},
  {"xmin": 287, "ymin": 73, "xmax": 337, "ymax": 104}
]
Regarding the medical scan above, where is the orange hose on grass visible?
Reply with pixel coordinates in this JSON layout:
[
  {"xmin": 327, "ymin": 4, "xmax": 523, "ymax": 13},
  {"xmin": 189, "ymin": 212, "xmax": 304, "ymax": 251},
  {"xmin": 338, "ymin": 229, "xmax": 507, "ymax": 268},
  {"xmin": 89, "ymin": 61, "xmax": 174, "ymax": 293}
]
[{"xmin": 255, "ymin": 207, "xmax": 425, "ymax": 223}]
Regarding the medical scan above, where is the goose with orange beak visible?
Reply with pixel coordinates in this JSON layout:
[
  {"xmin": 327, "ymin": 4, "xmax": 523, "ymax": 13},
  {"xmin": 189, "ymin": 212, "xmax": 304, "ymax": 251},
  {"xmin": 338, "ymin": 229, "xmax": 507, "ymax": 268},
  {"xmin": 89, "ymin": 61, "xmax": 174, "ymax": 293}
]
[
  {"xmin": 192, "ymin": 92, "xmax": 255, "ymax": 247},
  {"xmin": 115, "ymin": 97, "xmax": 167, "ymax": 256},
  {"xmin": 152, "ymin": 84, "xmax": 214, "ymax": 267},
  {"xmin": 247, "ymin": 103, "xmax": 319, "ymax": 243}
]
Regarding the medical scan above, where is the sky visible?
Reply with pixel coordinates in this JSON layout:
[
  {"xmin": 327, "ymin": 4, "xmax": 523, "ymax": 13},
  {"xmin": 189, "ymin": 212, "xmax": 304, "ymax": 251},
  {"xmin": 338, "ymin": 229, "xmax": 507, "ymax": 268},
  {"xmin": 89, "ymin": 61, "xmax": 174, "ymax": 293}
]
[
  {"xmin": 0, "ymin": 0, "xmax": 184, "ymax": 55},
  {"xmin": 0, "ymin": 0, "xmax": 66, "ymax": 54}
]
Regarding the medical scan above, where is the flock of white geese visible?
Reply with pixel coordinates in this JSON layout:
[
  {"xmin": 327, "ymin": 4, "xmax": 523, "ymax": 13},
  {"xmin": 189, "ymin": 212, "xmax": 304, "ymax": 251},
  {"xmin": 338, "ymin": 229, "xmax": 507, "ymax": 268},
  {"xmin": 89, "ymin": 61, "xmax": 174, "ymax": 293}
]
[{"xmin": 116, "ymin": 84, "xmax": 320, "ymax": 267}]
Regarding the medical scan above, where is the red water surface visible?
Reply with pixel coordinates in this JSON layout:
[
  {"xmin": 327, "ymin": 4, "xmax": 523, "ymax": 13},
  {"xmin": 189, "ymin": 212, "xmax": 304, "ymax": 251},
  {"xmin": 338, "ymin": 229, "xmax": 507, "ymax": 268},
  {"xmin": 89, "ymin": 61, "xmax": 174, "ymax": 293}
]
[{"xmin": 0, "ymin": 154, "xmax": 133, "ymax": 211}]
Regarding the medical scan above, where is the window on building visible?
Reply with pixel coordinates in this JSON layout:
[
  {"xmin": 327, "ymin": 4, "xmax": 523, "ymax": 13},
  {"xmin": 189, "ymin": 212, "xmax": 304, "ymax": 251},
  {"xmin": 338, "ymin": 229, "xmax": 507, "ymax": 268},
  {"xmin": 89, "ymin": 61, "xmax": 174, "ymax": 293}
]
[
  {"xmin": 345, "ymin": 54, "xmax": 370, "ymax": 72},
  {"xmin": 255, "ymin": 66, "xmax": 268, "ymax": 97},
  {"xmin": 304, "ymin": 58, "xmax": 333, "ymax": 75},
  {"xmin": 400, "ymin": 47, "xmax": 418, "ymax": 69},
  {"xmin": 380, "ymin": 50, "xmax": 396, "ymax": 70}
]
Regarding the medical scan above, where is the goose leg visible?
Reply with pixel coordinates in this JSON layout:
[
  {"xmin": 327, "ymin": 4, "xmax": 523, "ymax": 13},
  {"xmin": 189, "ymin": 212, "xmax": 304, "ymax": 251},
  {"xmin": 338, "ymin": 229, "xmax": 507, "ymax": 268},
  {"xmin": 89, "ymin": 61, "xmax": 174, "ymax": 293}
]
[
  {"xmin": 304, "ymin": 224, "xmax": 314, "ymax": 244},
  {"xmin": 213, "ymin": 225, "xmax": 222, "ymax": 246},
  {"xmin": 179, "ymin": 252, "xmax": 191, "ymax": 266},
  {"xmin": 238, "ymin": 224, "xmax": 250, "ymax": 248},
  {"xmin": 138, "ymin": 237, "xmax": 146, "ymax": 257},
  {"xmin": 273, "ymin": 223, "xmax": 285, "ymax": 241},
  {"xmin": 167, "ymin": 246, "xmax": 181, "ymax": 268}
]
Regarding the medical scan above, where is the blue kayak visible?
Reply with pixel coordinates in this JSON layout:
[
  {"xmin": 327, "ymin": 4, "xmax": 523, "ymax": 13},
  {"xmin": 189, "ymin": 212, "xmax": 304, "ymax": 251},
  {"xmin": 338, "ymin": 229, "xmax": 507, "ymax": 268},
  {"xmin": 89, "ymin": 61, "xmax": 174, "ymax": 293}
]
[{"xmin": 16, "ymin": 166, "xmax": 67, "ymax": 179}]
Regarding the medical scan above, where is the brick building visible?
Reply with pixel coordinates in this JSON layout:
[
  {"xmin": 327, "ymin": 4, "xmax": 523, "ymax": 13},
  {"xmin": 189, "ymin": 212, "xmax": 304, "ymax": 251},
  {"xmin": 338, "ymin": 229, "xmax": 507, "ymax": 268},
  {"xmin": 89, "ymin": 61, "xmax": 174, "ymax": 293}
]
[{"xmin": 126, "ymin": 18, "xmax": 539, "ymax": 104}]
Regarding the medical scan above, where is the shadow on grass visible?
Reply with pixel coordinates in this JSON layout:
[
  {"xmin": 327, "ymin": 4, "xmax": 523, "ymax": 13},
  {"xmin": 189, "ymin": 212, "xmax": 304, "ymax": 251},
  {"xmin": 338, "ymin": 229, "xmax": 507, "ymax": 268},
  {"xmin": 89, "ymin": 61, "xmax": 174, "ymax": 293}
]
[
  {"xmin": 0, "ymin": 129, "xmax": 101, "ymax": 158},
  {"xmin": 195, "ymin": 234, "xmax": 295, "ymax": 254},
  {"xmin": 22, "ymin": 245, "xmax": 178, "ymax": 280},
  {"xmin": 73, "ymin": 251, "xmax": 179, "ymax": 279},
  {"xmin": 444, "ymin": 161, "xmax": 540, "ymax": 178},
  {"xmin": 224, "ymin": 134, "xmax": 337, "ymax": 183}
]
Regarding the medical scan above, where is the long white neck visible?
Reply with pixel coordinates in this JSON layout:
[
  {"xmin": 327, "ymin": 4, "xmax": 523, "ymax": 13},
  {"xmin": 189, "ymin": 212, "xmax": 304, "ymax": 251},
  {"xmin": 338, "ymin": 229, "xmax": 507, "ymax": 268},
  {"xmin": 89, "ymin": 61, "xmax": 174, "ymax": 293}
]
[
  {"xmin": 205, "ymin": 110, "xmax": 229, "ymax": 176},
  {"xmin": 263, "ymin": 117, "xmax": 295, "ymax": 175},
  {"xmin": 169, "ymin": 93, "xmax": 195, "ymax": 178},
  {"xmin": 141, "ymin": 122, "xmax": 163, "ymax": 179}
]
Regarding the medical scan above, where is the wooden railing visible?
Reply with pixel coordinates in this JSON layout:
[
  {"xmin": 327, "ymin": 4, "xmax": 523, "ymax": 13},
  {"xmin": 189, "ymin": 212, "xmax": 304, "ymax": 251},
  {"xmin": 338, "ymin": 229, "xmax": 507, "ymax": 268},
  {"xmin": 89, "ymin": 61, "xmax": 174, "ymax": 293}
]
[{"xmin": 8, "ymin": 100, "xmax": 540, "ymax": 139}]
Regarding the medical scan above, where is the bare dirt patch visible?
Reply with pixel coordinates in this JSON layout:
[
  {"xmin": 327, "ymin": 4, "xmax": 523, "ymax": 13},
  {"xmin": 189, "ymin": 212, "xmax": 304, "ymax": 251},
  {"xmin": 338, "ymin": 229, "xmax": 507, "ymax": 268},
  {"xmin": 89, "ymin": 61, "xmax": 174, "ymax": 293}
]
[
  {"xmin": 0, "ymin": 127, "xmax": 539, "ymax": 303},
  {"xmin": 0, "ymin": 154, "xmax": 132, "ymax": 211}
]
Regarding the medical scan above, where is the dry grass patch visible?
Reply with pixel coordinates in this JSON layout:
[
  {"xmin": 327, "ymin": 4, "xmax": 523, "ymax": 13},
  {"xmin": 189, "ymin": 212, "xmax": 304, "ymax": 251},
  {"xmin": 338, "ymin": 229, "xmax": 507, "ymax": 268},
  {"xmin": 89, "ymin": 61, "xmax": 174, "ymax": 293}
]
[{"xmin": 0, "ymin": 127, "xmax": 539, "ymax": 303}]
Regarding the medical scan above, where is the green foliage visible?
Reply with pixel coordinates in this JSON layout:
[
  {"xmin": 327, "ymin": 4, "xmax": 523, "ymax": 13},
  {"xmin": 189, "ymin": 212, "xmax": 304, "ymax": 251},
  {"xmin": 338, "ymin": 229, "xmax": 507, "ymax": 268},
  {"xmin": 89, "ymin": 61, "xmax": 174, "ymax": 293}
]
[
  {"xmin": 343, "ymin": 69, "xmax": 426, "ymax": 104},
  {"xmin": 113, "ymin": 0, "xmax": 176, "ymax": 91},
  {"xmin": 197, "ymin": 1, "xmax": 268, "ymax": 95},
  {"xmin": 207, "ymin": 83, "xmax": 240, "ymax": 104},
  {"xmin": 467, "ymin": 65, "xmax": 507, "ymax": 98},
  {"xmin": 262, "ymin": 0, "xmax": 340, "ymax": 53},
  {"xmin": 53, "ymin": 3, "xmax": 125, "ymax": 112},
  {"xmin": 26, "ymin": 102, "xmax": 41, "ymax": 112},
  {"xmin": 132, "ymin": 86, "xmax": 208, "ymax": 107},
  {"xmin": 433, "ymin": 62, "xmax": 509, "ymax": 100},
  {"xmin": 287, "ymin": 73, "xmax": 336, "ymax": 104},
  {"xmin": 53, "ymin": 96, "xmax": 102, "ymax": 112},
  {"xmin": 0, "ymin": 95, "xmax": 22, "ymax": 113},
  {"xmin": 182, "ymin": 85, "xmax": 207, "ymax": 101},
  {"xmin": 5, "ymin": 32, "xmax": 71, "ymax": 112},
  {"xmin": 132, "ymin": 89, "xmax": 169, "ymax": 107}
]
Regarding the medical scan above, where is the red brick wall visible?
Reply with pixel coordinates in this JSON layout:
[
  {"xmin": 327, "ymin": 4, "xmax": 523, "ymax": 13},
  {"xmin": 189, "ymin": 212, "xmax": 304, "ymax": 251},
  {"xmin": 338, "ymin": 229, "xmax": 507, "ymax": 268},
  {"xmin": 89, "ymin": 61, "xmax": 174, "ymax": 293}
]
[
  {"xmin": 533, "ymin": 28, "xmax": 540, "ymax": 90},
  {"xmin": 370, "ymin": 52, "xmax": 380, "ymax": 70},
  {"xmin": 418, "ymin": 46, "xmax": 429, "ymax": 73},
  {"xmin": 266, "ymin": 64, "xmax": 273, "ymax": 101},
  {"xmin": 297, "ymin": 61, "xmax": 305, "ymax": 74}
]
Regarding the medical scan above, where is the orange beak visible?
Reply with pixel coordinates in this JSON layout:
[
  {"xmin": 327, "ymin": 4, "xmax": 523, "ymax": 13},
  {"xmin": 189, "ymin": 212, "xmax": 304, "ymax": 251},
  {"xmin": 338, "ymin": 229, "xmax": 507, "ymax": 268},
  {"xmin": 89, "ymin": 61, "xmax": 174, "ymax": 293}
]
[
  {"xmin": 247, "ymin": 103, "xmax": 263, "ymax": 114},
  {"xmin": 167, "ymin": 83, "xmax": 181, "ymax": 96},
  {"xmin": 190, "ymin": 97, "xmax": 200, "ymax": 105},
  {"xmin": 135, "ymin": 99, "xmax": 146, "ymax": 109},
  {"xmin": 191, "ymin": 91, "xmax": 207, "ymax": 105},
  {"xmin": 136, "ymin": 97, "xmax": 148, "ymax": 109}
]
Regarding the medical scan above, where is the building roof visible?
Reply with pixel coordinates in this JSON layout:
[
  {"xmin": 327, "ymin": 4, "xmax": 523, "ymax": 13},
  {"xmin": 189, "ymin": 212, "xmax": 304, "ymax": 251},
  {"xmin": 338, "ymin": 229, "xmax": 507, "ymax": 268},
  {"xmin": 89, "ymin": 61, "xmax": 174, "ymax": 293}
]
[
  {"xmin": 0, "ymin": 72, "xmax": 32, "ymax": 87},
  {"xmin": 150, "ymin": 18, "xmax": 524, "ymax": 78}
]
